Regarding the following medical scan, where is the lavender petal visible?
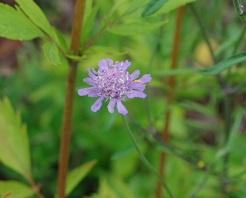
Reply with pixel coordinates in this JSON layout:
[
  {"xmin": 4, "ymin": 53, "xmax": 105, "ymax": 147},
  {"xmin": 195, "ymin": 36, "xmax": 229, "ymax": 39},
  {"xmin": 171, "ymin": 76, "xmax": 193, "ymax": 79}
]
[
  {"xmin": 139, "ymin": 74, "xmax": 152, "ymax": 83},
  {"xmin": 88, "ymin": 68, "xmax": 96, "ymax": 78},
  {"xmin": 127, "ymin": 90, "xmax": 146, "ymax": 98},
  {"xmin": 91, "ymin": 97, "xmax": 103, "ymax": 112},
  {"xmin": 107, "ymin": 98, "xmax": 117, "ymax": 113},
  {"xmin": 84, "ymin": 77, "xmax": 96, "ymax": 86},
  {"xmin": 117, "ymin": 101, "xmax": 128, "ymax": 115},
  {"xmin": 130, "ymin": 70, "xmax": 140, "ymax": 80}
]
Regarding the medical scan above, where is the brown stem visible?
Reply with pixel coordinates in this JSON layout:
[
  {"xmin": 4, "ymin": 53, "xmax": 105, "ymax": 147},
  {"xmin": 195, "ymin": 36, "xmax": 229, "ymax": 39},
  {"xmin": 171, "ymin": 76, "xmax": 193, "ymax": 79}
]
[
  {"xmin": 57, "ymin": 0, "xmax": 86, "ymax": 198},
  {"xmin": 156, "ymin": 6, "xmax": 184, "ymax": 198}
]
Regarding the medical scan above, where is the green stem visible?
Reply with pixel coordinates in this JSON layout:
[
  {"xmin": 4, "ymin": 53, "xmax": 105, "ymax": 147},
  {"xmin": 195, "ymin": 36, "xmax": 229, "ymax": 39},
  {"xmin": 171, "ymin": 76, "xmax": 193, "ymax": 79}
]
[
  {"xmin": 233, "ymin": 0, "xmax": 246, "ymax": 24},
  {"xmin": 121, "ymin": 115, "xmax": 174, "ymax": 198},
  {"xmin": 57, "ymin": 1, "xmax": 86, "ymax": 198}
]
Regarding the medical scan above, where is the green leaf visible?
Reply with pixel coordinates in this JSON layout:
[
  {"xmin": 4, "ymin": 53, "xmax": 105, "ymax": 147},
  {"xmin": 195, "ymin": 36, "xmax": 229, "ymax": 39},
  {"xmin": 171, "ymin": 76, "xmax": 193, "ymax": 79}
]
[
  {"xmin": 226, "ymin": 110, "xmax": 243, "ymax": 151},
  {"xmin": 108, "ymin": 20, "xmax": 168, "ymax": 36},
  {"xmin": 15, "ymin": 0, "xmax": 52, "ymax": 35},
  {"xmin": 66, "ymin": 54, "xmax": 87, "ymax": 62},
  {"xmin": 0, "ymin": 97, "xmax": 31, "ymax": 180},
  {"xmin": 66, "ymin": 160, "xmax": 97, "ymax": 196},
  {"xmin": 156, "ymin": 0, "xmax": 196, "ymax": 14},
  {"xmin": 42, "ymin": 42, "xmax": 63, "ymax": 66},
  {"xmin": 142, "ymin": 0, "xmax": 168, "ymax": 17},
  {"xmin": 0, "ymin": 3, "xmax": 43, "ymax": 40},
  {"xmin": 0, "ymin": 181, "xmax": 34, "ymax": 198},
  {"xmin": 199, "ymin": 52, "xmax": 246, "ymax": 75}
]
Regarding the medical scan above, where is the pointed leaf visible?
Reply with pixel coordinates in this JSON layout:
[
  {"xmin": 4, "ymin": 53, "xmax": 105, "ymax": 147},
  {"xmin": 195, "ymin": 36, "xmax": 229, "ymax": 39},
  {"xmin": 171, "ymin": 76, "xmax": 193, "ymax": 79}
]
[
  {"xmin": 0, "ymin": 181, "xmax": 34, "ymax": 198},
  {"xmin": 156, "ymin": 0, "xmax": 196, "ymax": 14},
  {"xmin": 42, "ymin": 42, "xmax": 63, "ymax": 66},
  {"xmin": 0, "ymin": 3, "xmax": 43, "ymax": 40},
  {"xmin": 199, "ymin": 52, "xmax": 246, "ymax": 75},
  {"xmin": 15, "ymin": 0, "xmax": 52, "ymax": 35},
  {"xmin": 108, "ymin": 20, "xmax": 168, "ymax": 36},
  {"xmin": 66, "ymin": 160, "xmax": 97, "ymax": 196},
  {"xmin": 142, "ymin": 0, "xmax": 168, "ymax": 17},
  {"xmin": 0, "ymin": 97, "xmax": 31, "ymax": 180}
]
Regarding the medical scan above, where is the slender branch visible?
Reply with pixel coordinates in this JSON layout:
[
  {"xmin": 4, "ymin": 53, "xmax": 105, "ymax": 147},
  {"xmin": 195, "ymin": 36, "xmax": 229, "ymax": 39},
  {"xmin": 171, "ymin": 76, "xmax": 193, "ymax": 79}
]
[
  {"xmin": 156, "ymin": 6, "xmax": 184, "ymax": 198},
  {"xmin": 121, "ymin": 115, "xmax": 174, "ymax": 198},
  {"xmin": 57, "ymin": 1, "xmax": 86, "ymax": 198}
]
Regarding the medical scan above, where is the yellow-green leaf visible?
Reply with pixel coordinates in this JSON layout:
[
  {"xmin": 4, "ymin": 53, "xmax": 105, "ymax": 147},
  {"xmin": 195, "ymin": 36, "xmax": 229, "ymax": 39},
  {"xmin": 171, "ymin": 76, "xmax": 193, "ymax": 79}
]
[
  {"xmin": 0, "ymin": 181, "xmax": 34, "ymax": 198},
  {"xmin": 0, "ymin": 3, "xmax": 43, "ymax": 40},
  {"xmin": 15, "ymin": 0, "xmax": 52, "ymax": 35},
  {"xmin": 0, "ymin": 97, "xmax": 31, "ymax": 180}
]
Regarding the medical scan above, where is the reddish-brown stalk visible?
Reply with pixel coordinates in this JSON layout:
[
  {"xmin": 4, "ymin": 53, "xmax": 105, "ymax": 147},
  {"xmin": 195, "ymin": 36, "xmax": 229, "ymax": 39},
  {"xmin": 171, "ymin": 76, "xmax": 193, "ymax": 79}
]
[
  {"xmin": 156, "ymin": 6, "xmax": 185, "ymax": 198},
  {"xmin": 57, "ymin": 0, "xmax": 86, "ymax": 198}
]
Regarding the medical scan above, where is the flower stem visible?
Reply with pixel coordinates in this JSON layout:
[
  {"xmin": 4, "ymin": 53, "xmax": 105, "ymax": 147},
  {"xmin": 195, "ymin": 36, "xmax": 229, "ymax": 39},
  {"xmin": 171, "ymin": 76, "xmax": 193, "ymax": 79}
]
[
  {"xmin": 121, "ymin": 115, "xmax": 174, "ymax": 198},
  {"xmin": 57, "ymin": 0, "xmax": 86, "ymax": 198},
  {"xmin": 156, "ymin": 6, "xmax": 184, "ymax": 198}
]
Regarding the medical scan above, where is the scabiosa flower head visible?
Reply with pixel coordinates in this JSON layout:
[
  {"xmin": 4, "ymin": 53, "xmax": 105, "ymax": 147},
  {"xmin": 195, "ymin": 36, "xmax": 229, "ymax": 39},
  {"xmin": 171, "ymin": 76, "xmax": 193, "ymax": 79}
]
[{"xmin": 78, "ymin": 59, "xmax": 151, "ymax": 115}]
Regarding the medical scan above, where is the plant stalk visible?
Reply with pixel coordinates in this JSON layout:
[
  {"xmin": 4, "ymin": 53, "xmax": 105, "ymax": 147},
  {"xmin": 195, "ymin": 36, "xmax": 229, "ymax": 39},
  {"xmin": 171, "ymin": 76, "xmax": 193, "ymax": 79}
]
[
  {"xmin": 156, "ymin": 6, "xmax": 184, "ymax": 198},
  {"xmin": 57, "ymin": 0, "xmax": 86, "ymax": 198},
  {"xmin": 121, "ymin": 115, "xmax": 174, "ymax": 198}
]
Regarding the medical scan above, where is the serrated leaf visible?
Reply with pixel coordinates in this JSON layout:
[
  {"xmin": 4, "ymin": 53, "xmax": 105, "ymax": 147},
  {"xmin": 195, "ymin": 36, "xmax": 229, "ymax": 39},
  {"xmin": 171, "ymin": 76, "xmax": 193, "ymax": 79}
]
[
  {"xmin": 108, "ymin": 20, "xmax": 168, "ymax": 36},
  {"xmin": 66, "ymin": 160, "xmax": 97, "ymax": 196},
  {"xmin": 199, "ymin": 52, "xmax": 246, "ymax": 75},
  {"xmin": 15, "ymin": 0, "xmax": 52, "ymax": 35},
  {"xmin": 0, "ymin": 3, "xmax": 43, "ymax": 40},
  {"xmin": 0, "ymin": 181, "xmax": 34, "ymax": 198},
  {"xmin": 142, "ymin": 0, "xmax": 168, "ymax": 17},
  {"xmin": 0, "ymin": 97, "xmax": 31, "ymax": 180},
  {"xmin": 42, "ymin": 42, "xmax": 63, "ymax": 65}
]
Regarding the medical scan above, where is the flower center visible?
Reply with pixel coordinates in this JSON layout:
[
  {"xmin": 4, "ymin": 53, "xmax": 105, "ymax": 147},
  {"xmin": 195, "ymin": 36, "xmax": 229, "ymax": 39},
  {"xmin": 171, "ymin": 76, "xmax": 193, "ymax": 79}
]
[{"xmin": 96, "ymin": 65, "xmax": 130, "ymax": 99}]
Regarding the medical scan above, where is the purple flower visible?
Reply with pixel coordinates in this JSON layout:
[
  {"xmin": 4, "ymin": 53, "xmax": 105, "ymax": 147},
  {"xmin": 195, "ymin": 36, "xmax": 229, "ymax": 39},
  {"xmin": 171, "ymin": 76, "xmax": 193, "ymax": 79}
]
[{"xmin": 78, "ymin": 59, "xmax": 151, "ymax": 115}]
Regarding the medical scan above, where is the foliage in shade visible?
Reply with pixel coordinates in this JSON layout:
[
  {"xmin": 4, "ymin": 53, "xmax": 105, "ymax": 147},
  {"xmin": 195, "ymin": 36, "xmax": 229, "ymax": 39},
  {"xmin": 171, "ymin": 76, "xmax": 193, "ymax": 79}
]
[
  {"xmin": 199, "ymin": 52, "xmax": 246, "ymax": 75},
  {"xmin": 108, "ymin": 21, "xmax": 168, "ymax": 36},
  {"xmin": 142, "ymin": 0, "xmax": 168, "ymax": 17},
  {"xmin": 0, "ymin": 181, "xmax": 34, "ymax": 198},
  {"xmin": 65, "ymin": 160, "xmax": 97, "ymax": 196},
  {"xmin": 0, "ymin": 97, "xmax": 31, "ymax": 181},
  {"xmin": 0, "ymin": 3, "xmax": 43, "ymax": 40}
]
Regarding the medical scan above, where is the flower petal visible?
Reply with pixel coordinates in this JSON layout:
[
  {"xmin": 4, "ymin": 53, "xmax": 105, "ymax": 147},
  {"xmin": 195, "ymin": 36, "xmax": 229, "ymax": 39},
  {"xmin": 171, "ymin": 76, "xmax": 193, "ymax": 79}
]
[
  {"xmin": 139, "ymin": 74, "xmax": 152, "ymax": 83},
  {"xmin": 116, "ymin": 60, "xmax": 131, "ymax": 71},
  {"xmin": 127, "ymin": 90, "xmax": 146, "ymax": 98},
  {"xmin": 88, "ymin": 68, "xmax": 97, "ymax": 78},
  {"xmin": 78, "ymin": 88, "xmax": 98, "ymax": 97},
  {"xmin": 84, "ymin": 77, "xmax": 96, "ymax": 86},
  {"xmin": 129, "ymin": 82, "xmax": 146, "ymax": 91},
  {"xmin": 98, "ymin": 59, "xmax": 113, "ymax": 71},
  {"xmin": 91, "ymin": 97, "xmax": 103, "ymax": 112},
  {"xmin": 107, "ymin": 98, "xmax": 117, "ymax": 113},
  {"xmin": 117, "ymin": 101, "xmax": 128, "ymax": 115},
  {"xmin": 130, "ymin": 70, "xmax": 140, "ymax": 80},
  {"xmin": 78, "ymin": 88, "xmax": 90, "ymax": 96}
]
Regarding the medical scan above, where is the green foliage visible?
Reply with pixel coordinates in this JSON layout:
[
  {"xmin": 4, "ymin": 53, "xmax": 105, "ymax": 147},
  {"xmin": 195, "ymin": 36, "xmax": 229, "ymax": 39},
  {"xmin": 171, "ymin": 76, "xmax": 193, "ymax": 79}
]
[
  {"xmin": 66, "ymin": 160, "xmax": 97, "ymax": 196},
  {"xmin": 0, "ymin": 97, "xmax": 31, "ymax": 181},
  {"xmin": 108, "ymin": 21, "xmax": 168, "ymax": 36},
  {"xmin": 142, "ymin": 0, "xmax": 168, "ymax": 17},
  {"xmin": 199, "ymin": 52, "xmax": 246, "ymax": 75},
  {"xmin": 15, "ymin": 0, "xmax": 52, "ymax": 36},
  {"xmin": 42, "ymin": 41, "xmax": 64, "ymax": 66},
  {"xmin": 0, "ymin": 3, "xmax": 43, "ymax": 40},
  {"xmin": 0, "ymin": 181, "xmax": 34, "ymax": 198}
]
